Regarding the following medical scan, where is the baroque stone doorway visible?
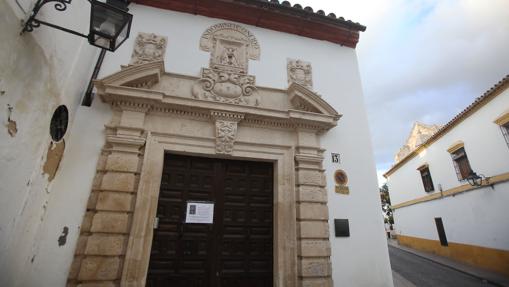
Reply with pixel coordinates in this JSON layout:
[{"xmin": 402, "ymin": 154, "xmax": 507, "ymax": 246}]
[{"xmin": 67, "ymin": 60, "xmax": 339, "ymax": 287}]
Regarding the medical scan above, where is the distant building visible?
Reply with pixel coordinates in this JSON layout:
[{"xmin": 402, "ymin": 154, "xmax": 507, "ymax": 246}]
[
  {"xmin": 394, "ymin": 122, "xmax": 441, "ymax": 162},
  {"xmin": 384, "ymin": 75, "xmax": 509, "ymax": 276},
  {"xmin": 0, "ymin": 1, "xmax": 393, "ymax": 286}
]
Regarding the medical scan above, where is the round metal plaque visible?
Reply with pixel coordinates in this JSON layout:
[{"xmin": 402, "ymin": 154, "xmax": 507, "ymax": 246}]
[{"xmin": 334, "ymin": 169, "xmax": 348, "ymax": 186}]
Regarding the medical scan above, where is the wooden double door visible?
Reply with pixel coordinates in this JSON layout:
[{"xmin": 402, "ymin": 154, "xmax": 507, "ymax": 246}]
[{"xmin": 146, "ymin": 154, "xmax": 274, "ymax": 287}]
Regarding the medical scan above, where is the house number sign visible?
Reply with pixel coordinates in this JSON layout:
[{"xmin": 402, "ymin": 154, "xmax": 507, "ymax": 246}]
[
  {"xmin": 331, "ymin": 153, "xmax": 341, "ymax": 163},
  {"xmin": 185, "ymin": 201, "xmax": 214, "ymax": 224}
]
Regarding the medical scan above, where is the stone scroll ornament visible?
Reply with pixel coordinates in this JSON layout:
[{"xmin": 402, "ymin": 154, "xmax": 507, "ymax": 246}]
[
  {"xmin": 130, "ymin": 32, "xmax": 167, "ymax": 65},
  {"xmin": 287, "ymin": 59, "xmax": 313, "ymax": 89},
  {"xmin": 192, "ymin": 68, "xmax": 259, "ymax": 105},
  {"xmin": 192, "ymin": 23, "xmax": 261, "ymax": 106}
]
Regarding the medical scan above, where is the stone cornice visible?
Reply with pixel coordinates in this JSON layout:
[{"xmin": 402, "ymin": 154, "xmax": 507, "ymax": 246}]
[
  {"xmin": 97, "ymin": 62, "xmax": 340, "ymax": 132},
  {"xmin": 99, "ymin": 84, "xmax": 338, "ymax": 131},
  {"xmin": 210, "ymin": 111, "xmax": 245, "ymax": 122}
]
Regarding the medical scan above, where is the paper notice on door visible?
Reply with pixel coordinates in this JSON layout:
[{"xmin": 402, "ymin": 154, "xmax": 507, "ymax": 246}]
[{"xmin": 185, "ymin": 201, "xmax": 214, "ymax": 224}]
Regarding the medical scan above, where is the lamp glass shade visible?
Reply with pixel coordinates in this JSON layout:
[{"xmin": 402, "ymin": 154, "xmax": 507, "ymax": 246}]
[{"xmin": 88, "ymin": 0, "xmax": 132, "ymax": 51}]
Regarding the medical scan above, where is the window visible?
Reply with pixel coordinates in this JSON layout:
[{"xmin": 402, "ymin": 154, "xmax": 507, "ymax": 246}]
[
  {"xmin": 494, "ymin": 111, "xmax": 509, "ymax": 148},
  {"xmin": 501, "ymin": 122, "xmax": 509, "ymax": 147},
  {"xmin": 419, "ymin": 166, "xmax": 435, "ymax": 192},
  {"xmin": 451, "ymin": 147, "xmax": 473, "ymax": 180}
]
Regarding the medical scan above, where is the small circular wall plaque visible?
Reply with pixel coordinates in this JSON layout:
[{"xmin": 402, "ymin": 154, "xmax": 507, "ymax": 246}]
[{"xmin": 334, "ymin": 169, "xmax": 348, "ymax": 186}]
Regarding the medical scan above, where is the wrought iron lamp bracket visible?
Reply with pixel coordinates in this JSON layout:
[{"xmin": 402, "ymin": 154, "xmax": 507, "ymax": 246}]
[
  {"xmin": 21, "ymin": 0, "xmax": 88, "ymax": 38},
  {"xmin": 466, "ymin": 171, "xmax": 494, "ymax": 189}
]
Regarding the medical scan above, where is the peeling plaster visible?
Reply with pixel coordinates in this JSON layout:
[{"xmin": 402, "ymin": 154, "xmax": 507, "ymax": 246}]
[
  {"xmin": 0, "ymin": 78, "xmax": 5, "ymax": 95},
  {"xmin": 42, "ymin": 140, "xmax": 65, "ymax": 182},
  {"xmin": 6, "ymin": 119, "xmax": 17, "ymax": 137},
  {"xmin": 57, "ymin": 226, "xmax": 68, "ymax": 246},
  {"xmin": 5, "ymin": 104, "xmax": 17, "ymax": 137}
]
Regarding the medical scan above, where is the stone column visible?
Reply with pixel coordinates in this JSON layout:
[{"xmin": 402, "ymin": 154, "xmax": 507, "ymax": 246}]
[
  {"xmin": 68, "ymin": 104, "xmax": 148, "ymax": 286},
  {"xmin": 294, "ymin": 129, "xmax": 333, "ymax": 287}
]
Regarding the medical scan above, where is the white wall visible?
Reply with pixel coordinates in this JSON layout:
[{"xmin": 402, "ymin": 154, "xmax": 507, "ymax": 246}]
[
  {"xmin": 394, "ymin": 181, "xmax": 509, "ymax": 250},
  {"xmin": 387, "ymin": 85, "xmax": 509, "ymax": 250},
  {"xmin": 2, "ymin": 4, "xmax": 392, "ymax": 286},
  {"xmin": 0, "ymin": 1, "xmax": 100, "ymax": 286}
]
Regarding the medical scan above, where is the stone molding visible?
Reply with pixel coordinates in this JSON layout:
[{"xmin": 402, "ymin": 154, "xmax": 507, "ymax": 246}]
[
  {"xmin": 287, "ymin": 59, "xmax": 313, "ymax": 89},
  {"xmin": 130, "ymin": 32, "xmax": 167, "ymax": 65}
]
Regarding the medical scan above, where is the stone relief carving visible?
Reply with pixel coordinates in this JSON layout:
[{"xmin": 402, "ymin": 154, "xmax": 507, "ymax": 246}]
[
  {"xmin": 130, "ymin": 32, "xmax": 167, "ymax": 65},
  {"xmin": 211, "ymin": 111, "xmax": 244, "ymax": 154},
  {"xmin": 215, "ymin": 120, "xmax": 238, "ymax": 154},
  {"xmin": 288, "ymin": 59, "xmax": 313, "ymax": 88},
  {"xmin": 200, "ymin": 22, "xmax": 260, "ymax": 74},
  {"xmin": 193, "ymin": 23, "xmax": 261, "ymax": 106},
  {"xmin": 192, "ymin": 68, "xmax": 259, "ymax": 105}
]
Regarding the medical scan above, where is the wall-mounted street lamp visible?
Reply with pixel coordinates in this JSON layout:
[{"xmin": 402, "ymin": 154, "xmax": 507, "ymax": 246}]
[
  {"xmin": 22, "ymin": 0, "xmax": 133, "ymax": 52},
  {"xmin": 466, "ymin": 171, "xmax": 491, "ymax": 188}
]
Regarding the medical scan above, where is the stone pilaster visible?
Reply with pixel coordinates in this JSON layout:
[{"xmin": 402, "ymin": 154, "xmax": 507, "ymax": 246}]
[
  {"xmin": 67, "ymin": 108, "xmax": 147, "ymax": 287},
  {"xmin": 294, "ymin": 131, "xmax": 333, "ymax": 287}
]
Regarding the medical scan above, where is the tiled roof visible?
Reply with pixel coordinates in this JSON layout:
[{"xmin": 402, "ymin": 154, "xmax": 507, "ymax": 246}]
[
  {"xmin": 133, "ymin": 0, "xmax": 366, "ymax": 47},
  {"xmin": 384, "ymin": 74, "xmax": 509, "ymax": 177},
  {"xmin": 239, "ymin": 0, "xmax": 366, "ymax": 32}
]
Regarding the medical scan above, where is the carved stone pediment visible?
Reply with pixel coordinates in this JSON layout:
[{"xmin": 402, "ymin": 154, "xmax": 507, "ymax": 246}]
[
  {"xmin": 191, "ymin": 68, "xmax": 259, "ymax": 106},
  {"xmin": 96, "ymin": 62, "xmax": 340, "ymax": 131},
  {"xmin": 288, "ymin": 83, "xmax": 340, "ymax": 119},
  {"xmin": 95, "ymin": 61, "xmax": 164, "ymax": 92}
]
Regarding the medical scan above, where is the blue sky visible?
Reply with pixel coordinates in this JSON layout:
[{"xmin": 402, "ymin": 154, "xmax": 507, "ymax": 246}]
[{"xmin": 296, "ymin": 0, "xmax": 509, "ymax": 185}]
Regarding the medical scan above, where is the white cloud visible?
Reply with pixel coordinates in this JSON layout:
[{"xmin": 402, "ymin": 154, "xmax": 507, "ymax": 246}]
[
  {"xmin": 297, "ymin": 0, "xmax": 509, "ymax": 172},
  {"xmin": 377, "ymin": 169, "xmax": 388, "ymax": 188}
]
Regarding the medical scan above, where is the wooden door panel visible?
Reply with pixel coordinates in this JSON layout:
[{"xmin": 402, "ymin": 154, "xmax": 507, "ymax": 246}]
[
  {"xmin": 217, "ymin": 161, "xmax": 273, "ymax": 286},
  {"xmin": 147, "ymin": 154, "xmax": 273, "ymax": 287}
]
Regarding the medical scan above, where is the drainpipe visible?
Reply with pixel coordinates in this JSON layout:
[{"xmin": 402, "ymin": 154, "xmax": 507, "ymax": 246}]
[{"xmin": 81, "ymin": 48, "xmax": 106, "ymax": 106}]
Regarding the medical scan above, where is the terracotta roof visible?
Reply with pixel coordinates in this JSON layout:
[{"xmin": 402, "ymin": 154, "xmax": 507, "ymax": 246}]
[
  {"xmin": 132, "ymin": 0, "xmax": 366, "ymax": 48},
  {"xmin": 384, "ymin": 74, "xmax": 509, "ymax": 178},
  {"xmin": 236, "ymin": 0, "xmax": 366, "ymax": 31}
]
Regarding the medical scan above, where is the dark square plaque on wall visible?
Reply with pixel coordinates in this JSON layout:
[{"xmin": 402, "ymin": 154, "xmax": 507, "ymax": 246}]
[{"xmin": 334, "ymin": 219, "xmax": 350, "ymax": 237}]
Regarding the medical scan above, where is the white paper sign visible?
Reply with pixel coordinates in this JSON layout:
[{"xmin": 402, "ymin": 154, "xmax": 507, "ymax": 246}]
[{"xmin": 185, "ymin": 201, "xmax": 214, "ymax": 224}]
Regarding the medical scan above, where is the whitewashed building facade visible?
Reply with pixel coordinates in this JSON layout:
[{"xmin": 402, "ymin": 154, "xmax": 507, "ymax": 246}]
[
  {"xmin": 1, "ymin": 1, "xmax": 393, "ymax": 286},
  {"xmin": 385, "ymin": 75, "xmax": 509, "ymax": 277}
]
